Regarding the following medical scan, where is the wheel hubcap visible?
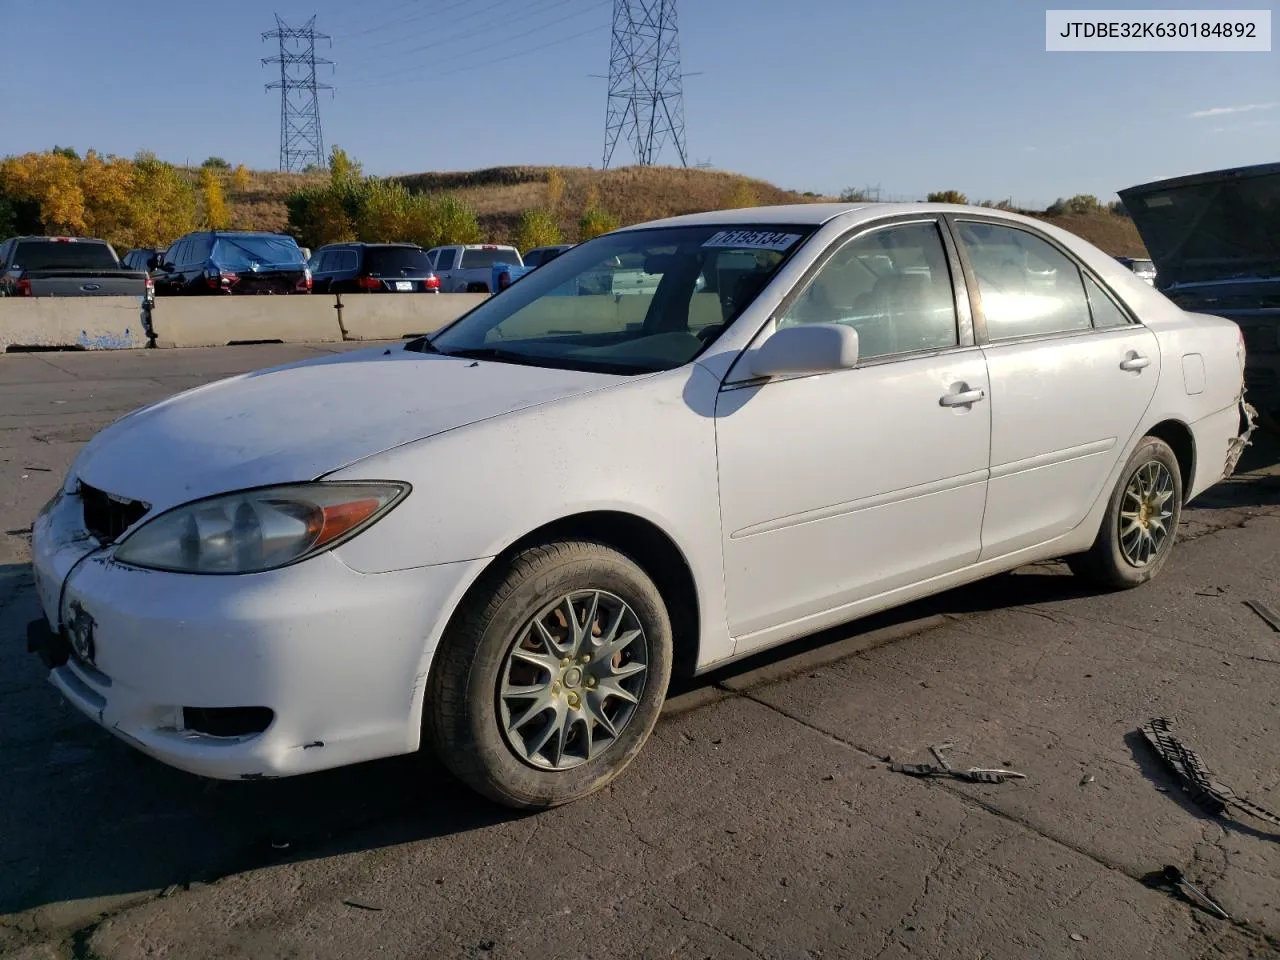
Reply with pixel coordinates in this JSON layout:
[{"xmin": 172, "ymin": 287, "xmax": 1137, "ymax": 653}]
[
  {"xmin": 1119, "ymin": 460, "xmax": 1175, "ymax": 567},
  {"xmin": 498, "ymin": 590, "xmax": 649, "ymax": 771}
]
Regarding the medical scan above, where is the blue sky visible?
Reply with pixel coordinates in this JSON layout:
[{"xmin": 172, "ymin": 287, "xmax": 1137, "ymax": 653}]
[{"xmin": 5, "ymin": 0, "xmax": 1277, "ymax": 207}]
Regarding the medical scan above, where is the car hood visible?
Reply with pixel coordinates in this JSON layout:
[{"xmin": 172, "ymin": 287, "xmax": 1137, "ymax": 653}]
[
  {"xmin": 1118, "ymin": 162, "xmax": 1280, "ymax": 289},
  {"xmin": 70, "ymin": 345, "xmax": 625, "ymax": 513}
]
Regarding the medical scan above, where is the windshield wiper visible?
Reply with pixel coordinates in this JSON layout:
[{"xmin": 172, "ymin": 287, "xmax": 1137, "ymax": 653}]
[
  {"xmin": 439, "ymin": 347, "xmax": 532, "ymax": 364},
  {"xmin": 440, "ymin": 346, "xmax": 660, "ymax": 376}
]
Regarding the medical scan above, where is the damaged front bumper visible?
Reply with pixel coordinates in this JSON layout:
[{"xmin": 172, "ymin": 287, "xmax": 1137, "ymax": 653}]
[{"xmin": 28, "ymin": 483, "xmax": 484, "ymax": 781}]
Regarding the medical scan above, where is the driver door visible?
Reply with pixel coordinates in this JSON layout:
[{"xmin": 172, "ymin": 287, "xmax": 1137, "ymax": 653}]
[{"xmin": 714, "ymin": 219, "xmax": 993, "ymax": 648}]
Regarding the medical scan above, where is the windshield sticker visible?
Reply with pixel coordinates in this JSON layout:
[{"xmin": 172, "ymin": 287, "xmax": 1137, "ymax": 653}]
[{"xmin": 702, "ymin": 230, "xmax": 801, "ymax": 251}]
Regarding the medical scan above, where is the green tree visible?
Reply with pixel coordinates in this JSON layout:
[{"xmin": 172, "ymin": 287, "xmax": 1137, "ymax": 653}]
[
  {"xmin": 356, "ymin": 179, "xmax": 411, "ymax": 241},
  {"xmin": 51, "ymin": 145, "xmax": 79, "ymax": 160},
  {"xmin": 202, "ymin": 156, "xmax": 231, "ymax": 170},
  {"xmin": 927, "ymin": 190, "xmax": 968, "ymax": 204},
  {"xmin": 433, "ymin": 195, "xmax": 481, "ymax": 245},
  {"xmin": 578, "ymin": 205, "xmax": 620, "ymax": 242},
  {"xmin": 514, "ymin": 208, "xmax": 562, "ymax": 251}
]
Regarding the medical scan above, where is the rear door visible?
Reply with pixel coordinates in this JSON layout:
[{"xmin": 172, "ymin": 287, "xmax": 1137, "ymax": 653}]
[{"xmin": 948, "ymin": 216, "xmax": 1161, "ymax": 558}]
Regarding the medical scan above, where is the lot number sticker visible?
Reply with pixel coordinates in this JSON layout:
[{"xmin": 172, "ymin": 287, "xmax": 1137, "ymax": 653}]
[{"xmin": 702, "ymin": 230, "xmax": 802, "ymax": 251}]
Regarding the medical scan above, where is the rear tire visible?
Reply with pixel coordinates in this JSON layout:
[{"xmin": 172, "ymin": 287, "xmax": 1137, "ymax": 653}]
[
  {"xmin": 424, "ymin": 540, "xmax": 673, "ymax": 810},
  {"xmin": 1067, "ymin": 436, "xmax": 1183, "ymax": 590}
]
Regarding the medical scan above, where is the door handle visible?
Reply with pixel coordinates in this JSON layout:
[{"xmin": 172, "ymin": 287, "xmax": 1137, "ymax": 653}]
[
  {"xmin": 940, "ymin": 387, "xmax": 986, "ymax": 407},
  {"xmin": 1120, "ymin": 354, "xmax": 1151, "ymax": 371}
]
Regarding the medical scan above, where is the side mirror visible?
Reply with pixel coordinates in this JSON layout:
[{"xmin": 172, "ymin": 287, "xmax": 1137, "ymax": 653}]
[{"xmin": 748, "ymin": 323, "xmax": 859, "ymax": 378}]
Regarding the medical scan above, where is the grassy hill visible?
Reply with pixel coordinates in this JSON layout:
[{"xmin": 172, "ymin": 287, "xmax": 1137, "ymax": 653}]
[{"xmin": 219, "ymin": 164, "xmax": 1149, "ymax": 256}]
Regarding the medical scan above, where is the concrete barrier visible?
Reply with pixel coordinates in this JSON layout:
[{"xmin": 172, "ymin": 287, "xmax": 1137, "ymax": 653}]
[
  {"xmin": 337, "ymin": 293, "xmax": 488, "ymax": 341},
  {"xmin": 150, "ymin": 296, "xmax": 342, "ymax": 348},
  {"xmin": 0, "ymin": 297, "xmax": 147, "ymax": 353}
]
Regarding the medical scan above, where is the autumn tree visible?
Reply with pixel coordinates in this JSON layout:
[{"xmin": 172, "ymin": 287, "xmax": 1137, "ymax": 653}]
[
  {"xmin": 199, "ymin": 166, "xmax": 229, "ymax": 229},
  {"xmin": 545, "ymin": 167, "xmax": 565, "ymax": 211},
  {"xmin": 328, "ymin": 146, "xmax": 362, "ymax": 186},
  {"xmin": 231, "ymin": 164, "xmax": 251, "ymax": 192},
  {"xmin": 515, "ymin": 208, "xmax": 562, "ymax": 251},
  {"xmin": 722, "ymin": 180, "xmax": 759, "ymax": 209}
]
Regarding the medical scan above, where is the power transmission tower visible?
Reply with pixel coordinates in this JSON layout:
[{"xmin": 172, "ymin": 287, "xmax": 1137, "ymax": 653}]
[
  {"xmin": 262, "ymin": 15, "xmax": 333, "ymax": 173},
  {"xmin": 602, "ymin": 0, "xmax": 688, "ymax": 169}
]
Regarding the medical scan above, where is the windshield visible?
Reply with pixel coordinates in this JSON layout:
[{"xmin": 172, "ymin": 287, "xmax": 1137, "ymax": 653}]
[
  {"xmin": 427, "ymin": 224, "xmax": 815, "ymax": 374},
  {"xmin": 459, "ymin": 247, "xmax": 521, "ymax": 269},
  {"xmin": 211, "ymin": 235, "xmax": 304, "ymax": 270},
  {"xmin": 365, "ymin": 246, "xmax": 433, "ymax": 274},
  {"xmin": 13, "ymin": 241, "xmax": 120, "ymax": 270}
]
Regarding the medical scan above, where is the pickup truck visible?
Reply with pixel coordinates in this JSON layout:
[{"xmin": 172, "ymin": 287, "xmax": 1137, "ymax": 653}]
[
  {"xmin": 0, "ymin": 236, "xmax": 154, "ymax": 305},
  {"xmin": 425, "ymin": 243, "xmax": 524, "ymax": 293}
]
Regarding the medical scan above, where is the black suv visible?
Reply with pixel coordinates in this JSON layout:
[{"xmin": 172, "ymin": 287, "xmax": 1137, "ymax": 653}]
[
  {"xmin": 309, "ymin": 242, "xmax": 440, "ymax": 294},
  {"xmin": 153, "ymin": 231, "xmax": 312, "ymax": 295}
]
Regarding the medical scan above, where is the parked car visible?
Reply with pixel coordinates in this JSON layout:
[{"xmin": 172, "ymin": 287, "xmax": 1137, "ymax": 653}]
[
  {"xmin": 0, "ymin": 236, "xmax": 153, "ymax": 305},
  {"xmin": 523, "ymin": 244, "xmax": 574, "ymax": 268},
  {"xmin": 425, "ymin": 243, "xmax": 523, "ymax": 292},
  {"xmin": 1119, "ymin": 162, "xmax": 1279, "ymax": 433},
  {"xmin": 152, "ymin": 230, "xmax": 311, "ymax": 295},
  {"xmin": 308, "ymin": 243, "xmax": 440, "ymax": 294},
  {"xmin": 121, "ymin": 247, "xmax": 162, "ymax": 274},
  {"xmin": 1115, "ymin": 256, "xmax": 1157, "ymax": 285},
  {"xmin": 28, "ymin": 203, "xmax": 1253, "ymax": 811}
]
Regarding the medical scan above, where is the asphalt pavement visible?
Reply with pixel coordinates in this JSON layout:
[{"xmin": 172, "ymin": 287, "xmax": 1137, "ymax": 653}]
[{"xmin": 2, "ymin": 344, "xmax": 1279, "ymax": 960}]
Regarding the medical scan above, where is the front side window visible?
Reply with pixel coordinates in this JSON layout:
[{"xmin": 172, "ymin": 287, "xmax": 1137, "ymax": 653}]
[
  {"xmin": 777, "ymin": 221, "xmax": 959, "ymax": 361},
  {"xmin": 427, "ymin": 224, "xmax": 815, "ymax": 374},
  {"xmin": 956, "ymin": 221, "xmax": 1093, "ymax": 340}
]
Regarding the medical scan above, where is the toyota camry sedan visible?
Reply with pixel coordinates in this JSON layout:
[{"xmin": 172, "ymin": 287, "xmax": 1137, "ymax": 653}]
[{"xmin": 28, "ymin": 203, "xmax": 1255, "ymax": 809}]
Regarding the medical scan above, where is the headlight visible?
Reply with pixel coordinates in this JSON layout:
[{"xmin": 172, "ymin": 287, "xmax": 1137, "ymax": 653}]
[{"xmin": 113, "ymin": 482, "xmax": 409, "ymax": 574}]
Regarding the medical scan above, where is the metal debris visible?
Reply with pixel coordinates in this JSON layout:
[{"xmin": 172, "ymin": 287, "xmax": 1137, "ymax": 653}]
[
  {"xmin": 1079, "ymin": 774, "xmax": 1095, "ymax": 786},
  {"xmin": 1194, "ymin": 586, "xmax": 1226, "ymax": 597},
  {"xmin": 1139, "ymin": 717, "xmax": 1280, "ymax": 829},
  {"xmin": 891, "ymin": 743, "xmax": 1027, "ymax": 784},
  {"xmin": 1148, "ymin": 865, "xmax": 1232, "ymax": 921},
  {"xmin": 1243, "ymin": 600, "xmax": 1280, "ymax": 633}
]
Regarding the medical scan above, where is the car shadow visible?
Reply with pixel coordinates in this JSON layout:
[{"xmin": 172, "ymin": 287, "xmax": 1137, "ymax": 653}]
[{"xmin": 3, "ymin": 434, "xmax": 1279, "ymax": 921}]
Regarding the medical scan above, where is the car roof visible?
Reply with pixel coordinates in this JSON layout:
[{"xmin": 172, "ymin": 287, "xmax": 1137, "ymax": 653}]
[
  {"xmin": 615, "ymin": 202, "xmax": 1056, "ymax": 232},
  {"xmin": 11, "ymin": 235, "xmax": 109, "ymax": 243}
]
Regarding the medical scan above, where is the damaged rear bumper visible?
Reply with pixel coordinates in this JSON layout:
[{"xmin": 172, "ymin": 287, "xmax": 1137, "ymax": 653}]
[{"xmin": 1225, "ymin": 396, "xmax": 1257, "ymax": 478}]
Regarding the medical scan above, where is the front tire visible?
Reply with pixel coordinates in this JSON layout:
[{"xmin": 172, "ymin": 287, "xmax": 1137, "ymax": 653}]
[
  {"xmin": 1068, "ymin": 436, "xmax": 1183, "ymax": 589},
  {"xmin": 425, "ymin": 540, "xmax": 673, "ymax": 810}
]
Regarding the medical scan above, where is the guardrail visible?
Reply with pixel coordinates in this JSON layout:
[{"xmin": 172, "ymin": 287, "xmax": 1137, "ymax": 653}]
[{"xmin": 0, "ymin": 292, "xmax": 489, "ymax": 353}]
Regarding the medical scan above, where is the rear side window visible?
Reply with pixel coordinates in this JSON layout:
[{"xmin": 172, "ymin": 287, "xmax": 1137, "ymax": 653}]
[
  {"xmin": 434, "ymin": 248, "xmax": 457, "ymax": 270},
  {"xmin": 524, "ymin": 250, "xmax": 545, "ymax": 268},
  {"xmin": 364, "ymin": 246, "xmax": 432, "ymax": 273},
  {"xmin": 1084, "ymin": 274, "xmax": 1133, "ymax": 328},
  {"xmin": 956, "ymin": 222, "xmax": 1093, "ymax": 341},
  {"xmin": 460, "ymin": 247, "xmax": 519, "ymax": 269},
  {"xmin": 12, "ymin": 241, "xmax": 120, "ymax": 270}
]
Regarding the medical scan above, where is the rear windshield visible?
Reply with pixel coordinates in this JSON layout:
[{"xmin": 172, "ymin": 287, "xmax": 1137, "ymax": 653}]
[
  {"xmin": 13, "ymin": 241, "xmax": 119, "ymax": 270},
  {"xmin": 460, "ymin": 247, "xmax": 521, "ymax": 269},
  {"xmin": 211, "ymin": 235, "xmax": 304, "ymax": 270},
  {"xmin": 364, "ymin": 246, "xmax": 433, "ymax": 274}
]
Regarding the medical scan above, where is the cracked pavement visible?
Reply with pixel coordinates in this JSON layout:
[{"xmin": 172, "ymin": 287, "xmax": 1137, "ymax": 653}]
[{"xmin": 2, "ymin": 344, "xmax": 1280, "ymax": 959}]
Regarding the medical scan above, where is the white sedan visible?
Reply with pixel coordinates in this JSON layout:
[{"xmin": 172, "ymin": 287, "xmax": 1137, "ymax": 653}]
[{"xmin": 28, "ymin": 203, "xmax": 1255, "ymax": 809}]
